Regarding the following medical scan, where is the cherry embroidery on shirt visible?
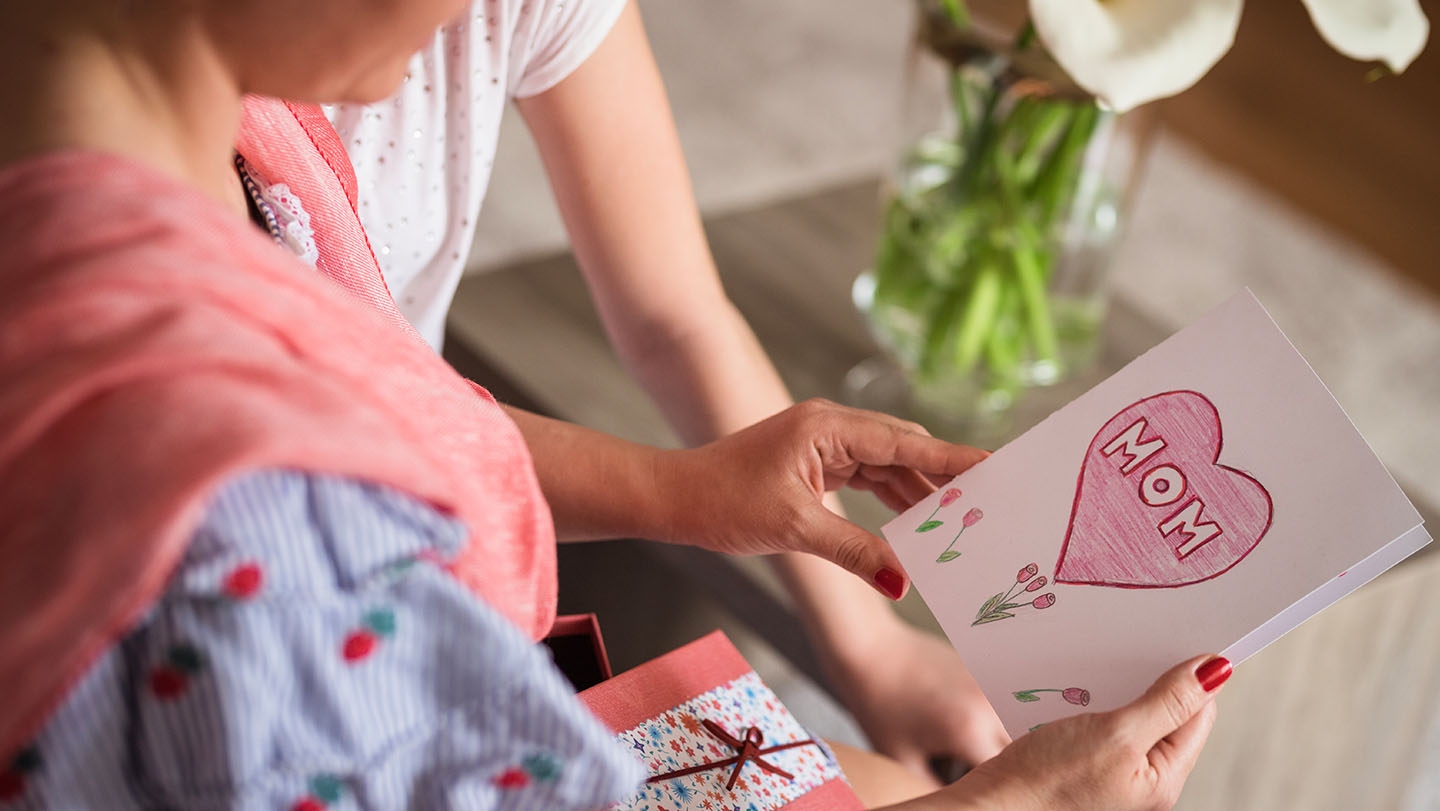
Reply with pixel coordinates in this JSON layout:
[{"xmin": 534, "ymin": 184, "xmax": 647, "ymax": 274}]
[
  {"xmin": 0, "ymin": 745, "xmax": 41, "ymax": 800},
  {"xmin": 492, "ymin": 768, "xmax": 530, "ymax": 789},
  {"xmin": 148, "ymin": 643, "xmax": 206, "ymax": 700},
  {"xmin": 221, "ymin": 562, "xmax": 264, "ymax": 600},
  {"xmin": 342, "ymin": 608, "xmax": 396, "ymax": 663},
  {"xmin": 521, "ymin": 752, "xmax": 562, "ymax": 783},
  {"xmin": 290, "ymin": 774, "xmax": 343, "ymax": 811},
  {"xmin": 493, "ymin": 751, "xmax": 563, "ymax": 790}
]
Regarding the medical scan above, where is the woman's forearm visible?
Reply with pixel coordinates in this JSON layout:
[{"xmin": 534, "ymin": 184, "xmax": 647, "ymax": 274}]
[{"xmin": 501, "ymin": 405, "xmax": 670, "ymax": 543}]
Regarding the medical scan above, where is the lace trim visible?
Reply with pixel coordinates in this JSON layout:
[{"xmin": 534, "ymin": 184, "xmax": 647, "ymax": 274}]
[{"xmin": 235, "ymin": 155, "xmax": 319, "ymax": 268}]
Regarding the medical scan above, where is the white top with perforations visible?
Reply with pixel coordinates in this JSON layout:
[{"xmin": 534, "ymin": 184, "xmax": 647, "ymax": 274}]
[{"xmin": 327, "ymin": 0, "xmax": 626, "ymax": 349}]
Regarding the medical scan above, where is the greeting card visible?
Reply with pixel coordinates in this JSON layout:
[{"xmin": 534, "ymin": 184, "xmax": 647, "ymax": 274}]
[{"xmin": 884, "ymin": 291, "xmax": 1431, "ymax": 736}]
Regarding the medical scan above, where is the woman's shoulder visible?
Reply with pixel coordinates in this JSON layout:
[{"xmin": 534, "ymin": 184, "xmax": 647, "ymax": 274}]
[{"xmin": 0, "ymin": 149, "xmax": 289, "ymax": 293}]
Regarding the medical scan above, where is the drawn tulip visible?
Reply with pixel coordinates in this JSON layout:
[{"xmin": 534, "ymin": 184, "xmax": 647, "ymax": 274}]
[
  {"xmin": 1013, "ymin": 686, "xmax": 1091, "ymax": 707},
  {"xmin": 974, "ymin": 569, "xmax": 1060, "ymax": 625},
  {"xmin": 935, "ymin": 502, "xmax": 985, "ymax": 563},
  {"xmin": 917, "ymin": 489, "xmax": 964, "ymax": 533}
]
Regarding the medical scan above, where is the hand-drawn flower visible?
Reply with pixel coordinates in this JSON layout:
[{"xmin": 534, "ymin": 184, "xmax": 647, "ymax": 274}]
[
  {"xmin": 917, "ymin": 490, "xmax": 964, "ymax": 533},
  {"xmin": 973, "ymin": 565, "xmax": 1058, "ymax": 624},
  {"xmin": 935, "ymin": 502, "xmax": 985, "ymax": 562},
  {"xmin": 1013, "ymin": 687, "xmax": 1091, "ymax": 707}
]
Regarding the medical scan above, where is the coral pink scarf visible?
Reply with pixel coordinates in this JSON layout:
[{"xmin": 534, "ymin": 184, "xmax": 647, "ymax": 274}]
[{"xmin": 0, "ymin": 98, "xmax": 556, "ymax": 757}]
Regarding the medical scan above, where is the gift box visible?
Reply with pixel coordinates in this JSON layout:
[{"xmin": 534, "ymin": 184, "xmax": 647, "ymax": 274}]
[
  {"xmin": 544, "ymin": 613, "xmax": 614, "ymax": 692},
  {"xmin": 579, "ymin": 630, "xmax": 864, "ymax": 811}
]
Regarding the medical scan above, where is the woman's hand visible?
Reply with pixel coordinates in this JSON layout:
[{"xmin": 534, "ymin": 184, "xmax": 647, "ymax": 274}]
[
  {"xmin": 897, "ymin": 655, "xmax": 1229, "ymax": 811},
  {"xmin": 654, "ymin": 398, "xmax": 988, "ymax": 599}
]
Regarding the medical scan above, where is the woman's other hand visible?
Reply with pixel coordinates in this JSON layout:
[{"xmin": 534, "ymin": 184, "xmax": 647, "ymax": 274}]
[{"xmin": 903, "ymin": 655, "xmax": 1229, "ymax": 811}]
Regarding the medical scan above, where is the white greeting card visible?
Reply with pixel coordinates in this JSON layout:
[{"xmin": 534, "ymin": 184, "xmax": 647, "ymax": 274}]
[{"xmin": 884, "ymin": 291, "xmax": 1430, "ymax": 736}]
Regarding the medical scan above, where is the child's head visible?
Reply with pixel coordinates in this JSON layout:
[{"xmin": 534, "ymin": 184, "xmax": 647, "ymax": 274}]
[
  {"xmin": 21, "ymin": 0, "xmax": 467, "ymax": 105},
  {"xmin": 202, "ymin": 0, "xmax": 469, "ymax": 102}
]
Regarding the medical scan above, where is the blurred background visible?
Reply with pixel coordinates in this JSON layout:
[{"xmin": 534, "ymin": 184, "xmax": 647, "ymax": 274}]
[{"xmin": 446, "ymin": 2, "xmax": 1440, "ymax": 809}]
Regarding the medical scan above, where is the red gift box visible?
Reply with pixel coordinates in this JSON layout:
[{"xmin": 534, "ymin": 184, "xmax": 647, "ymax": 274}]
[
  {"xmin": 545, "ymin": 613, "xmax": 614, "ymax": 691},
  {"xmin": 579, "ymin": 630, "xmax": 864, "ymax": 811}
]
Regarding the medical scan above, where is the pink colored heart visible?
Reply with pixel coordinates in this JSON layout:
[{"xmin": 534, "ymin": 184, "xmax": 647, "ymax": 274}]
[{"xmin": 1054, "ymin": 391, "xmax": 1273, "ymax": 589}]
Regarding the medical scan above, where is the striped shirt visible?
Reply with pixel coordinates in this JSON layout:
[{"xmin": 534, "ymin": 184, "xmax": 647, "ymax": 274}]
[{"xmin": 3, "ymin": 471, "xmax": 643, "ymax": 810}]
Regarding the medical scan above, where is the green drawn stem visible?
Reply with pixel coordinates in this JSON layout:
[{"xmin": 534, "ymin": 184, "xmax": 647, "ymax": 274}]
[{"xmin": 936, "ymin": 525, "xmax": 969, "ymax": 562}]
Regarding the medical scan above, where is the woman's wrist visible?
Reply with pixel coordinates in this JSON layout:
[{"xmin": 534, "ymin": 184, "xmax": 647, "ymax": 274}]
[{"xmin": 645, "ymin": 446, "xmax": 687, "ymax": 543}]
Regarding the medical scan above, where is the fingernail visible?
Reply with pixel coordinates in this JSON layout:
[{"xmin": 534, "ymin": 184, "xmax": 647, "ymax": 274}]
[
  {"xmin": 1195, "ymin": 657, "xmax": 1232, "ymax": 692},
  {"xmin": 874, "ymin": 567, "xmax": 905, "ymax": 600}
]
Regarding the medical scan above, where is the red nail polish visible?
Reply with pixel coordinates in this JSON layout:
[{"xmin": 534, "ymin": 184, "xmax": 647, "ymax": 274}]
[
  {"xmin": 874, "ymin": 567, "xmax": 905, "ymax": 600},
  {"xmin": 1195, "ymin": 657, "xmax": 1232, "ymax": 692}
]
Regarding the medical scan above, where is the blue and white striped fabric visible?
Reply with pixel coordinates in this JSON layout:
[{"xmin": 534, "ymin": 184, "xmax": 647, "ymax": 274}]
[{"xmin": 3, "ymin": 470, "xmax": 643, "ymax": 810}]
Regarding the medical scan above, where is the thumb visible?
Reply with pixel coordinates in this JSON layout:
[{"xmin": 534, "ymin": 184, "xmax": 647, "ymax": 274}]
[
  {"xmin": 798, "ymin": 504, "xmax": 911, "ymax": 600},
  {"xmin": 1116, "ymin": 655, "xmax": 1231, "ymax": 747}
]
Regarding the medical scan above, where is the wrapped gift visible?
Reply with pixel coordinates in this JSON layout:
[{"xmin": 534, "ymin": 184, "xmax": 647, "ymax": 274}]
[{"xmin": 579, "ymin": 630, "xmax": 864, "ymax": 811}]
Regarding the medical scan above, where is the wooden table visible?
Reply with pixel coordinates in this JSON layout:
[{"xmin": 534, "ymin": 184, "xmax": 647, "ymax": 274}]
[{"xmin": 446, "ymin": 179, "xmax": 1439, "ymax": 810}]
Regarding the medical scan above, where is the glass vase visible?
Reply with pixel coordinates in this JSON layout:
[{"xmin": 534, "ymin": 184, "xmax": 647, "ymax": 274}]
[{"xmin": 856, "ymin": 1, "xmax": 1155, "ymax": 428}]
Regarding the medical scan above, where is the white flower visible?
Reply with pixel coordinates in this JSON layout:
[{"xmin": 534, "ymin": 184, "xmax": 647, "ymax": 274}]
[
  {"xmin": 1028, "ymin": 0, "xmax": 1430, "ymax": 112},
  {"xmin": 1301, "ymin": 0, "xmax": 1429, "ymax": 73}
]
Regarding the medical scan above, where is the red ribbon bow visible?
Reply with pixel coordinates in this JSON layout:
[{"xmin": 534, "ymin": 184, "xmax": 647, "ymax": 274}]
[{"xmin": 646, "ymin": 718, "xmax": 819, "ymax": 791}]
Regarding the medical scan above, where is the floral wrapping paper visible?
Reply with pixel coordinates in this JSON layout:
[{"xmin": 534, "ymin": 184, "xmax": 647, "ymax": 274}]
[{"xmin": 611, "ymin": 672, "xmax": 846, "ymax": 811}]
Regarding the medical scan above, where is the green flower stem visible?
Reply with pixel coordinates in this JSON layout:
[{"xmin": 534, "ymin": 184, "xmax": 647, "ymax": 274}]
[
  {"xmin": 1033, "ymin": 103, "xmax": 1101, "ymax": 228},
  {"xmin": 1014, "ymin": 105, "xmax": 1073, "ymax": 185},
  {"xmin": 1013, "ymin": 20, "xmax": 1037, "ymax": 51},
  {"xmin": 1012, "ymin": 241, "xmax": 1059, "ymax": 365},
  {"xmin": 921, "ymin": 286, "xmax": 965, "ymax": 375},
  {"xmin": 984, "ymin": 284, "xmax": 1020, "ymax": 379},
  {"xmin": 950, "ymin": 70, "xmax": 973, "ymax": 139},
  {"xmin": 940, "ymin": 0, "xmax": 970, "ymax": 28},
  {"xmin": 950, "ymin": 262, "xmax": 1003, "ymax": 376},
  {"xmin": 951, "ymin": 82, "xmax": 1003, "ymax": 203}
]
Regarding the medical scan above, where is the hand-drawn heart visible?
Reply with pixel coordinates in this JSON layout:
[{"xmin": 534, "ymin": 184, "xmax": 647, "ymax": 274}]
[{"xmin": 1054, "ymin": 391, "xmax": 1272, "ymax": 588}]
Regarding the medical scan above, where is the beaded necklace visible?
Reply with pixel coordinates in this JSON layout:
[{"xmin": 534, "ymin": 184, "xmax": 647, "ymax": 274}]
[{"xmin": 234, "ymin": 153, "xmax": 283, "ymax": 245}]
